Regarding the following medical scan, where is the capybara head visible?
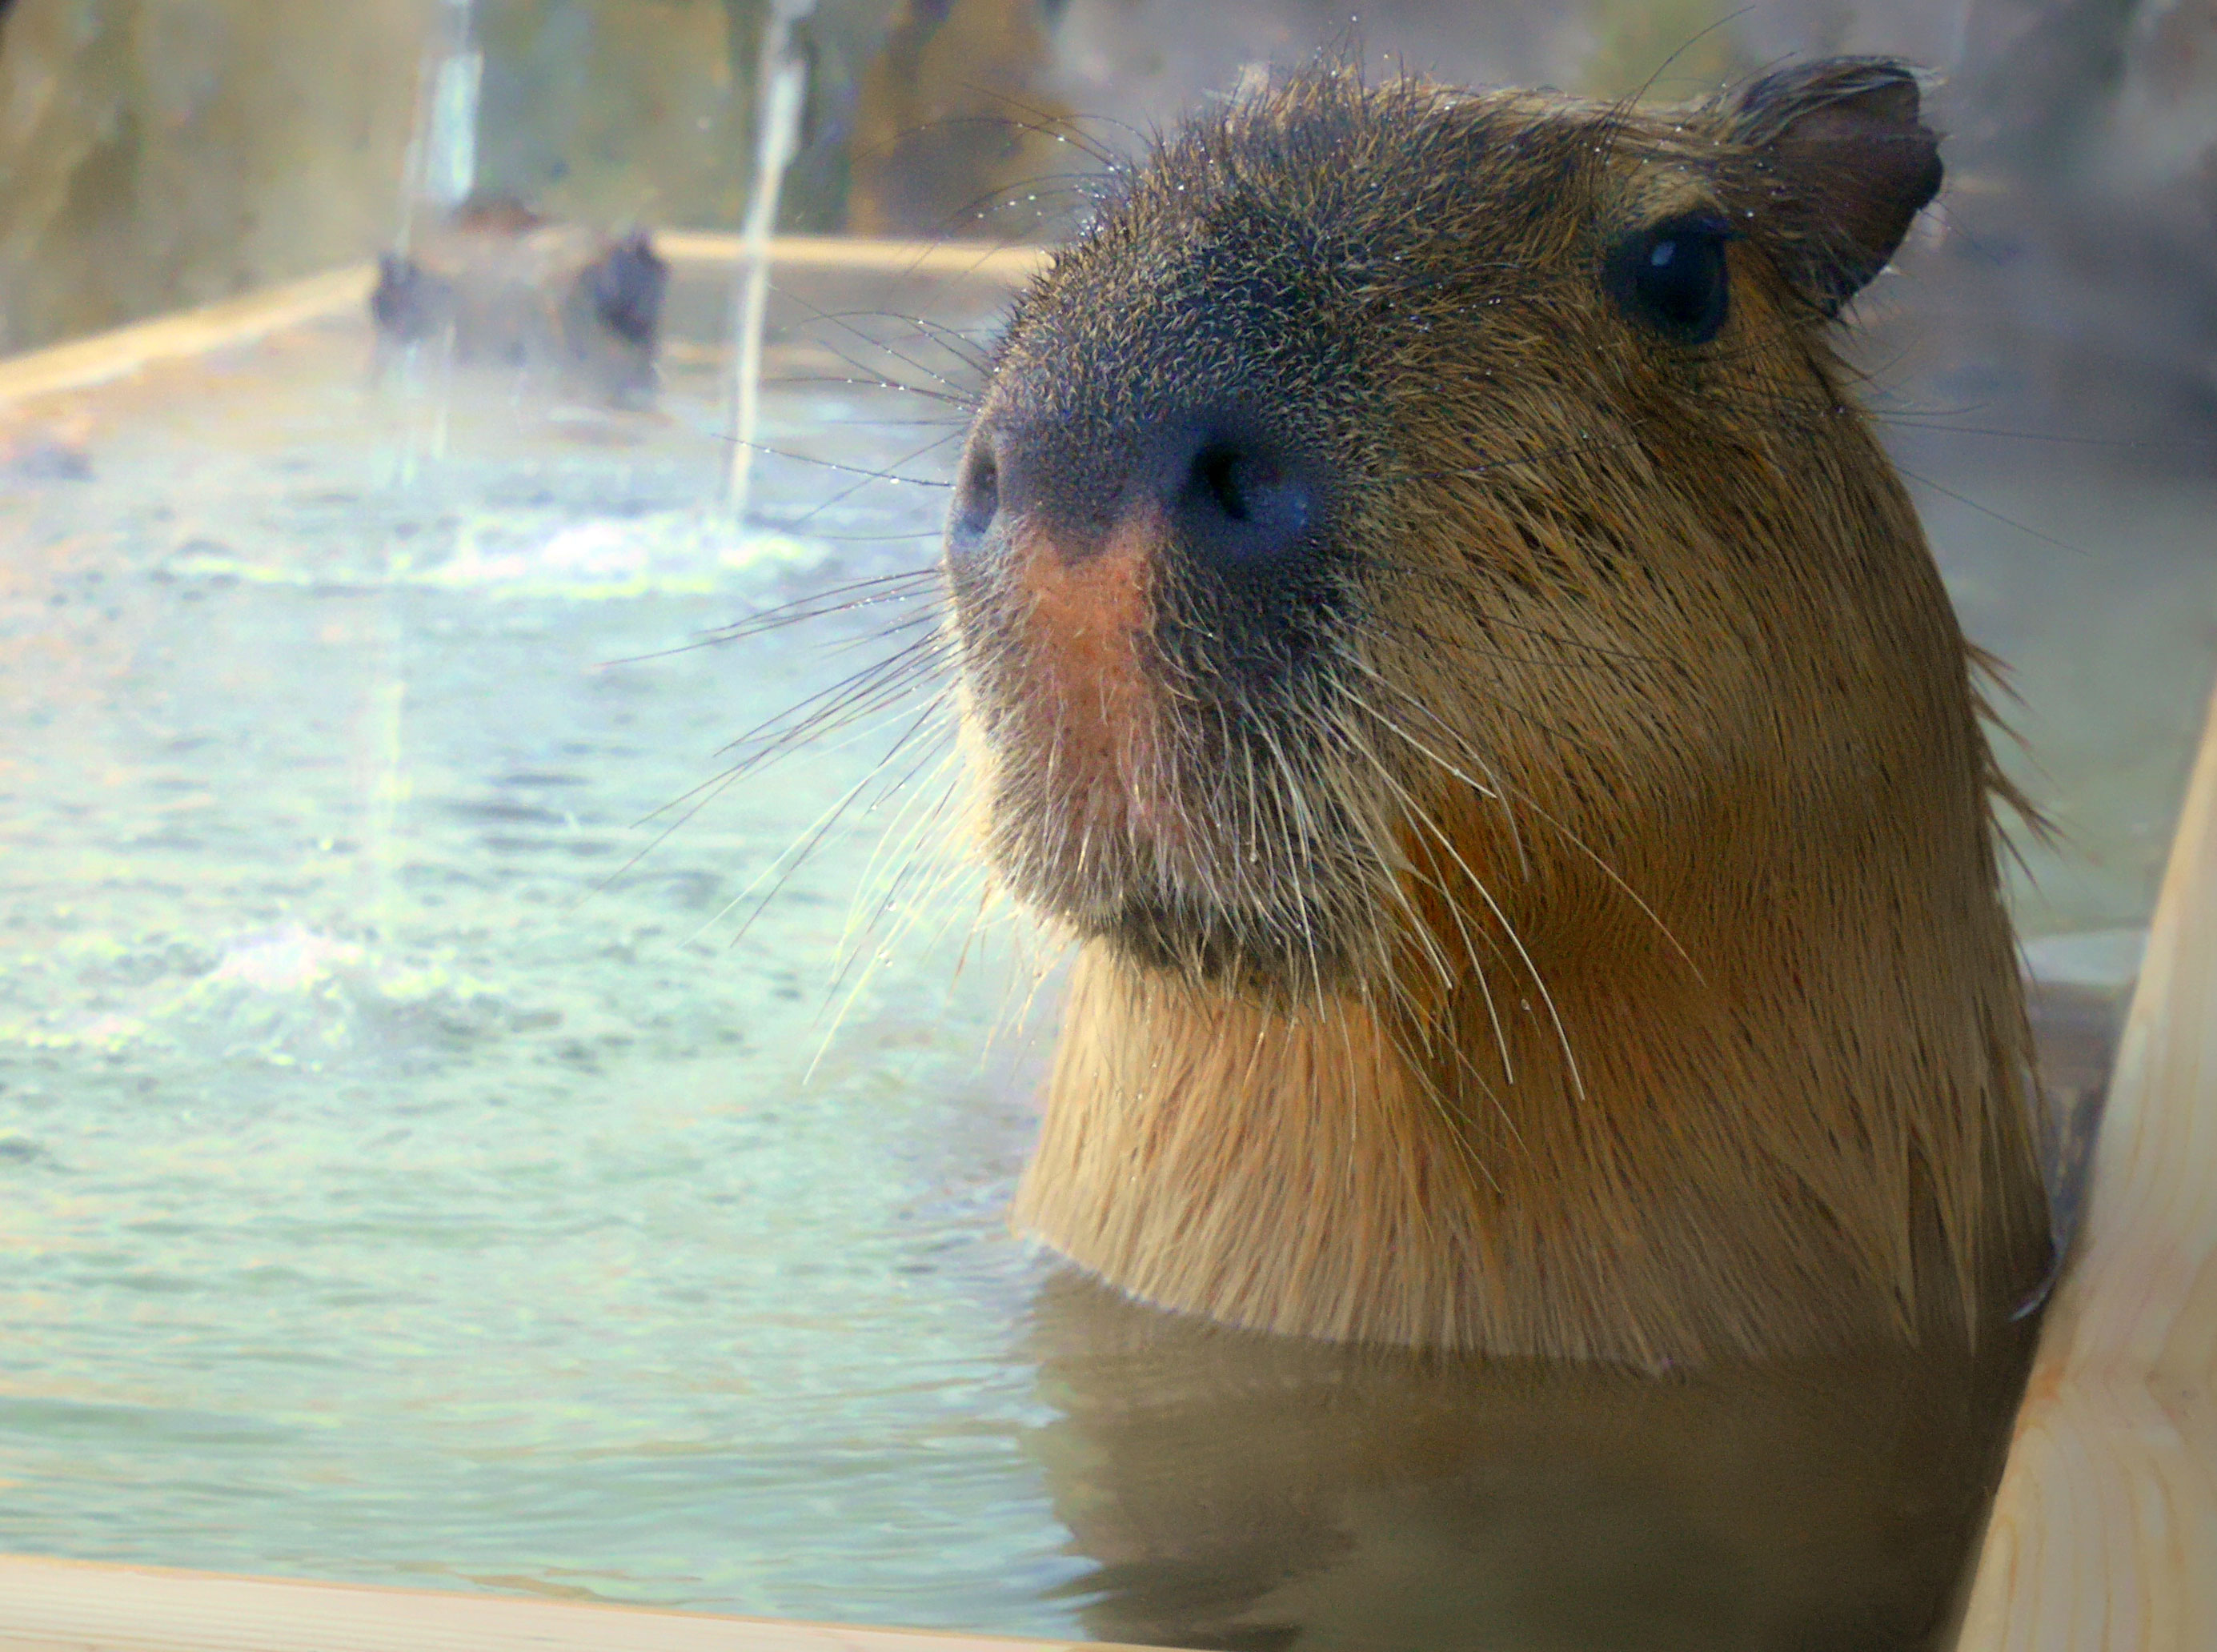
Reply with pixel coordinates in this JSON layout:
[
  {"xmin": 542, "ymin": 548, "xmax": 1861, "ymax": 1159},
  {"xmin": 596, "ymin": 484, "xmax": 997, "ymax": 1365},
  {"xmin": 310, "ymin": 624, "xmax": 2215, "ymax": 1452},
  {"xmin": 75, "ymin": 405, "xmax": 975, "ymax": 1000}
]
[
  {"xmin": 370, "ymin": 199, "xmax": 666, "ymax": 405},
  {"xmin": 944, "ymin": 60, "xmax": 1966, "ymax": 1012}
]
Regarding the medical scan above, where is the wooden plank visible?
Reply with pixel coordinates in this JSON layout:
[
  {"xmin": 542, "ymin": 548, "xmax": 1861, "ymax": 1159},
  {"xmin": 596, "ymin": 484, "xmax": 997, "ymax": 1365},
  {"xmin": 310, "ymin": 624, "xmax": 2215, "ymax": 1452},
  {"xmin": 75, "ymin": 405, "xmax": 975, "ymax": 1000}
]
[
  {"xmin": 1957, "ymin": 678, "xmax": 2217, "ymax": 1649},
  {"xmin": 0, "ymin": 1555, "xmax": 1144, "ymax": 1652},
  {"xmin": 0, "ymin": 266, "xmax": 376, "ymax": 407},
  {"xmin": 654, "ymin": 232, "xmax": 1046, "ymax": 283},
  {"xmin": 0, "ymin": 238, "xmax": 1043, "ymax": 411}
]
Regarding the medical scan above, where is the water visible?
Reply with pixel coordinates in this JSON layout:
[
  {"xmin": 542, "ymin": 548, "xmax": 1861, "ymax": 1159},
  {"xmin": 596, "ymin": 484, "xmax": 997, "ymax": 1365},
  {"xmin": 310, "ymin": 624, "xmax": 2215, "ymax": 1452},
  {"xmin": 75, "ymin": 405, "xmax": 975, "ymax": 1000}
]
[
  {"xmin": 0, "ymin": 255, "xmax": 2209, "ymax": 1641},
  {"xmin": 0, "ymin": 268, "xmax": 1092, "ymax": 1631}
]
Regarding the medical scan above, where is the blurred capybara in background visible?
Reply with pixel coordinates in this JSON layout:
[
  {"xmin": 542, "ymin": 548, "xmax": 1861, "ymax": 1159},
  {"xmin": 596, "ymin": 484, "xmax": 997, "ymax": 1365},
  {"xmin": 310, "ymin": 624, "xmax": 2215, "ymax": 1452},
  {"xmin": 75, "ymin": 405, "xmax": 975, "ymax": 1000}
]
[{"xmin": 371, "ymin": 196, "xmax": 668, "ymax": 406}]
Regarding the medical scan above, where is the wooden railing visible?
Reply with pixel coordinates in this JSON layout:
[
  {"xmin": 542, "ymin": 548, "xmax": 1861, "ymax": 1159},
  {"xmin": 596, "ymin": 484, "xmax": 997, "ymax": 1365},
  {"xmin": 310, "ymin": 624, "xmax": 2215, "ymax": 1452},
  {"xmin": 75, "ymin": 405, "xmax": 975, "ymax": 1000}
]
[{"xmin": 0, "ymin": 235, "xmax": 1045, "ymax": 409}]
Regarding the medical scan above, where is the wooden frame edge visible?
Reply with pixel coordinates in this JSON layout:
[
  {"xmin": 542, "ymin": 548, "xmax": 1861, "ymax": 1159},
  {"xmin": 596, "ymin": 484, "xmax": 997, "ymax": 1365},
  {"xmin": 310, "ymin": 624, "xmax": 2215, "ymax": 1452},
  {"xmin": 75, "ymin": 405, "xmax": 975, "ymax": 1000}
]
[{"xmin": 1956, "ymin": 676, "xmax": 2217, "ymax": 1649}]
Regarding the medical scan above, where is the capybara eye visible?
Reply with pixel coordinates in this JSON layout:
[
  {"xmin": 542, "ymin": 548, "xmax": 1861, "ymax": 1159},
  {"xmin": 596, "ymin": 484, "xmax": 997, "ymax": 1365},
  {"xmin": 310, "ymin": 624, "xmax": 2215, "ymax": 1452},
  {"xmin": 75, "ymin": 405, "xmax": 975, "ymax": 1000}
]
[{"xmin": 1609, "ymin": 215, "xmax": 1734, "ymax": 344}]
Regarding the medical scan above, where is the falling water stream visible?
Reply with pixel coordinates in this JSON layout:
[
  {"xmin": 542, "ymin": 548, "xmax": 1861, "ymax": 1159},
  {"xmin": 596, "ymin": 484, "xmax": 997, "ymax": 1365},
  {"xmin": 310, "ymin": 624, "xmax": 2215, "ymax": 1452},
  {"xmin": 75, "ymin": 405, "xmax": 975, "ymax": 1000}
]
[
  {"xmin": 413, "ymin": 0, "xmax": 485, "ymax": 223},
  {"xmin": 726, "ymin": 1, "xmax": 819, "ymax": 522}
]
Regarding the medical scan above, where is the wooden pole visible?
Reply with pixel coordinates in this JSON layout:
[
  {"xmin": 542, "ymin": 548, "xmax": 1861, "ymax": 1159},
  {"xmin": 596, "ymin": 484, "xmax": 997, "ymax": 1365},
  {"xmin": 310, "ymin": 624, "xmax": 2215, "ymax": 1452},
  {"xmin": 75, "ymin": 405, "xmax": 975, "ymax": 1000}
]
[{"xmin": 1957, "ymin": 677, "xmax": 2217, "ymax": 1648}]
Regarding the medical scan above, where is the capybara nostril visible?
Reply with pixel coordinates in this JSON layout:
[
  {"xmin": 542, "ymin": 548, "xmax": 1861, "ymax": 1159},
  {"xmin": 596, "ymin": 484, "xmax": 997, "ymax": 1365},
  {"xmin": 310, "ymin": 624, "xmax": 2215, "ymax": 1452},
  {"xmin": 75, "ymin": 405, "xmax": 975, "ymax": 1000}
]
[
  {"xmin": 948, "ymin": 442, "xmax": 1001, "ymax": 567},
  {"xmin": 949, "ymin": 411, "xmax": 1323, "ymax": 579},
  {"xmin": 1170, "ymin": 426, "xmax": 1318, "ymax": 574}
]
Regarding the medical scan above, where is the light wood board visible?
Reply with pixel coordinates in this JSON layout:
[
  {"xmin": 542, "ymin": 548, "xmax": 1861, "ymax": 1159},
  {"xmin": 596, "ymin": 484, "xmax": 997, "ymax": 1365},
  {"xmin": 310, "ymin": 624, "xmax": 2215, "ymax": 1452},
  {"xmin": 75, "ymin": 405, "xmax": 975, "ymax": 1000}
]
[
  {"xmin": 653, "ymin": 231, "xmax": 1044, "ymax": 283},
  {"xmin": 1957, "ymin": 678, "xmax": 2217, "ymax": 1649},
  {"xmin": 0, "ymin": 1555, "xmax": 1142, "ymax": 1652},
  {"xmin": 0, "ymin": 266, "xmax": 377, "ymax": 407}
]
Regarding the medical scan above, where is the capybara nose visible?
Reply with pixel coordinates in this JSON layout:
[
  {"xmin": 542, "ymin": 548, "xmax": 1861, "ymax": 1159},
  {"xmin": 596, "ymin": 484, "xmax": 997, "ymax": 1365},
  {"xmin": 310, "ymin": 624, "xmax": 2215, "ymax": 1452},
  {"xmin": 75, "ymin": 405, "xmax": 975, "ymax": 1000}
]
[{"xmin": 948, "ymin": 410, "xmax": 1328, "ymax": 603}]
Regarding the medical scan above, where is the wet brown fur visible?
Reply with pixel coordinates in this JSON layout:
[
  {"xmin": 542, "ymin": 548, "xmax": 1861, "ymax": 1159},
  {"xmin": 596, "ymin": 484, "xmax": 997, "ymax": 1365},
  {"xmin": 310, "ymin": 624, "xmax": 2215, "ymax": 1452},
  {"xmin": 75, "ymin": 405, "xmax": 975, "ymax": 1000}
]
[{"xmin": 950, "ymin": 63, "xmax": 2054, "ymax": 1364}]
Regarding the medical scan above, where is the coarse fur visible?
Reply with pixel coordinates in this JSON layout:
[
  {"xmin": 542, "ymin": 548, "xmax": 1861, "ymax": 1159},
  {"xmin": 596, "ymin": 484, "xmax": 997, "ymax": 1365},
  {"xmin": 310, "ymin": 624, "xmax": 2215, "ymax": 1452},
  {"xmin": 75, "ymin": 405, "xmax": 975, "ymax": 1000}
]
[{"xmin": 944, "ymin": 60, "xmax": 2054, "ymax": 1365}]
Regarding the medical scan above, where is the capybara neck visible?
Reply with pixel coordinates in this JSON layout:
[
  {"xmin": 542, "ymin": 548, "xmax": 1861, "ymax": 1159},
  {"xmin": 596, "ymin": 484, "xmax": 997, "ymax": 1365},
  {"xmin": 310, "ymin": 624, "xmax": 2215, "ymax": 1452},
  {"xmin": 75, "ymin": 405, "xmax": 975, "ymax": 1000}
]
[
  {"xmin": 1016, "ymin": 642, "xmax": 2045, "ymax": 1361},
  {"xmin": 953, "ymin": 62, "xmax": 2053, "ymax": 1363}
]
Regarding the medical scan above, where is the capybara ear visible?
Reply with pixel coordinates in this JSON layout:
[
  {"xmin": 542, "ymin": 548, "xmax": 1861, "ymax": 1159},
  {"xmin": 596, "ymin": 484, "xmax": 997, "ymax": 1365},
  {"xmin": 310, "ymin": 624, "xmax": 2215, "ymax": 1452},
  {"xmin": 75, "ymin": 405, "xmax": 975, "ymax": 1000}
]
[
  {"xmin": 370, "ymin": 254, "xmax": 441, "ymax": 340},
  {"xmin": 587, "ymin": 231, "xmax": 668, "ymax": 348},
  {"xmin": 1715, "ymin": 58, "xmax": 1942, "ymax": 315}
]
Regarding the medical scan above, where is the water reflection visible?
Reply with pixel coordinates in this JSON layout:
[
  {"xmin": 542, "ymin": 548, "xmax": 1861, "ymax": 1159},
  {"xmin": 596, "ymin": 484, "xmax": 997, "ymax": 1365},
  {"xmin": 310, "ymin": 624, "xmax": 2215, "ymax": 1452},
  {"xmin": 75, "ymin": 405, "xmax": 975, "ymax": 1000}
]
[{"xmin": 1028, "ymin": 1272, "xmax": 2037, "ymax": 1651}]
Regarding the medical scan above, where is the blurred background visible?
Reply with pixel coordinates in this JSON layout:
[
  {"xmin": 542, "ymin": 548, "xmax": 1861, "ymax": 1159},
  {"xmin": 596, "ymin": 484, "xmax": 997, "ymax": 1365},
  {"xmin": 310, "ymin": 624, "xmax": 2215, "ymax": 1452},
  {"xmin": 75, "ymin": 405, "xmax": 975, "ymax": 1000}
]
[
  {"xmin": 0, "ymin": 0, "xmax": 2211, "ymax": 442},
  {"xmin": 0, "ymin": 0, "xmax": 2211, "ymax": 1638}
]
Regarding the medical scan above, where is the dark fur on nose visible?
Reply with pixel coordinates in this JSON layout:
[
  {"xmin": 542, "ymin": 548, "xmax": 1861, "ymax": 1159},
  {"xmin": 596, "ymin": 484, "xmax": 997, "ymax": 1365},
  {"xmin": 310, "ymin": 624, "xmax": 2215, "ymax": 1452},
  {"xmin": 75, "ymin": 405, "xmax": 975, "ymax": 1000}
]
[{"xmin": 949, "ymin": 408, "xmax": 1337, "ymax": 675}]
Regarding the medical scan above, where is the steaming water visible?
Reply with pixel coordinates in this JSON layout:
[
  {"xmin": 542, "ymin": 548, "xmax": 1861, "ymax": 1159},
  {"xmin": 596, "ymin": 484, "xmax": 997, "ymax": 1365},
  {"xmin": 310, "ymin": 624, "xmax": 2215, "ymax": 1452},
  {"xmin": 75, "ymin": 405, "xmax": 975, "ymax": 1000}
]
[{"xmin": 0, "ymin": 267, "xmax": 2209, "ymax": 1638}]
